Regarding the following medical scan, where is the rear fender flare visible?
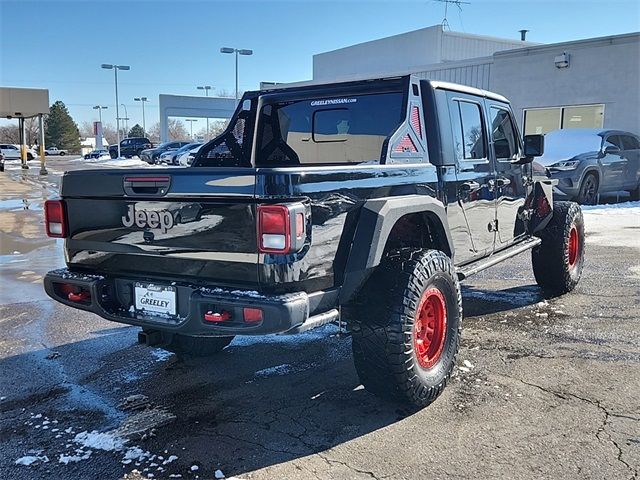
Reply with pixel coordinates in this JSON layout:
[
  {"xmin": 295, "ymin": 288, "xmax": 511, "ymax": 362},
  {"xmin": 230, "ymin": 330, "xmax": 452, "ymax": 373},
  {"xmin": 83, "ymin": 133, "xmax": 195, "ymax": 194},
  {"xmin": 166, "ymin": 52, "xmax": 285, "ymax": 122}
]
[{"xmin": 339, "ymin": 195, "xmax": 454, "ymax": 304}]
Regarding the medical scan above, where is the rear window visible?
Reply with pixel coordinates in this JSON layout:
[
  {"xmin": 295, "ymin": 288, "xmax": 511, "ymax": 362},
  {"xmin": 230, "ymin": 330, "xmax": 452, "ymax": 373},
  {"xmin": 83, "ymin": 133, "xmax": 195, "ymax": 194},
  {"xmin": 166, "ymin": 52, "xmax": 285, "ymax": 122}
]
[{"xmin": 255, "ymin": 92, "xmax": 404, "ymax": 167}]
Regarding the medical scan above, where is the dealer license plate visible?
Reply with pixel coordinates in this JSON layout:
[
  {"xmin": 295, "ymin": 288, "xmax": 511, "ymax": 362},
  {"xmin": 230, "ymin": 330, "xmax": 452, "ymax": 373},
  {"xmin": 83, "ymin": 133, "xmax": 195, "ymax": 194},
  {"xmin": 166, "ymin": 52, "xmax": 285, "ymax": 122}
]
[{"xmin": 134, "ymin": 283, "xmax": 177, "ymax": 316}]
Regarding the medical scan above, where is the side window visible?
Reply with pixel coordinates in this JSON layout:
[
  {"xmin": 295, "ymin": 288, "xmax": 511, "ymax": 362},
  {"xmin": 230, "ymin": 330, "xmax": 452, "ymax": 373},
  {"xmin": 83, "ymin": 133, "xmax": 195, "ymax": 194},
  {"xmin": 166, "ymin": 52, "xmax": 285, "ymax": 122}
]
[
  {"xmin": 195, "ymin": 100, "xmax": 254, "ymax": 168},
  {"xmin": 452, "ymin": 100, "xmax": 487, "ymax": 163},
  {"xmin": 604, "ymin": 135, "xmax": 623, "ymax": 150},
  {"xmin": 490, "ymin": 107, "xmax": 519, "ymax": 161},
  {"xmin": 620, "ymin": 135, "xmax": 639, "ymax": 150},
  {"xmin": 313, "ymin": 108, "xmax": 350, "ymax": 143}
]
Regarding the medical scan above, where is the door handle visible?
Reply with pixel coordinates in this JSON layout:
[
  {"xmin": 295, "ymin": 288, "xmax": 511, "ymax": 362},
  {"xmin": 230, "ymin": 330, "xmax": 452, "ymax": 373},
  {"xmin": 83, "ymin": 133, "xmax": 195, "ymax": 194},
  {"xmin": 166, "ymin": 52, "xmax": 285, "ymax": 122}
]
[
  {"xmin": 460, "ymin": 181, "xmax": 481, "ymax": 193},
  {"xmin": 496, "ymin": 177, "xmax": 511, "ymax": 187}
]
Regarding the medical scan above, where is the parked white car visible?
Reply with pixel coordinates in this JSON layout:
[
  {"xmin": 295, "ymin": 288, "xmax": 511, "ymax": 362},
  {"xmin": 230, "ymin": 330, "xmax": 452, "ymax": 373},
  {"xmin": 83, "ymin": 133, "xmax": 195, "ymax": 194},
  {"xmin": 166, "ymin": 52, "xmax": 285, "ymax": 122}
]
[
  {"xmin": 178, "ymin": 145, "xmax": 203, "ymax": 166},
  {"xmin": 0, "ymin": 144, "xmax": 37, "ymax": 161}
]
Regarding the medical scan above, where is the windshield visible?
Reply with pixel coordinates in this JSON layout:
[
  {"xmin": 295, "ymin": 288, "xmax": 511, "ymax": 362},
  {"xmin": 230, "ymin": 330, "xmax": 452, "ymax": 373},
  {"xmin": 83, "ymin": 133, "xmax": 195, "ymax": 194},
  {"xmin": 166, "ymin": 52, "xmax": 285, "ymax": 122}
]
[{"xmin": 177, "ymin": 143, "xmax": 202, "ymax": 153}]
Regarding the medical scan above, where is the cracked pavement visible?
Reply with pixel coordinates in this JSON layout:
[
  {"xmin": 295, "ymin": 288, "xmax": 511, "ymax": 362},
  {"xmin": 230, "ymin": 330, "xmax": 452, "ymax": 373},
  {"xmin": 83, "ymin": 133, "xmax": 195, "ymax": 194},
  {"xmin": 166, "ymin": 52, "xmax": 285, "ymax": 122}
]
[{"xmin": 1, "ymin": 160, "xmax": 639, "ymax": 479}]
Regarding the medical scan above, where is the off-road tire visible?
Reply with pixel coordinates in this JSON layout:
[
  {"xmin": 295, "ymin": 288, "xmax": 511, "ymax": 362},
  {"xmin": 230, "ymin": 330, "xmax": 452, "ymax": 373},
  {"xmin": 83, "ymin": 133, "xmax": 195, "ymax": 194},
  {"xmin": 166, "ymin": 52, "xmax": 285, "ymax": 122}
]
[
  {"xmin": 532, "ymin": 201, "xmax": 584, "ymax": 296},
  {"xmin": 576, "ymin": 172, "xmax": 598, "ymax": 205},
  {"xmin": 27, "ymin": 153, "xmax": 34, "ymax": 161},
  {"xmin": 59, "ymin": 151, "xmax": 65, "ymax": 156},
  {"xmin": 163, "ymin": 334, "xmax": 234, "ymax": 357},
  {"xmin": 348, "ymin": 249, "xmax": 462, "ymax": 408}
]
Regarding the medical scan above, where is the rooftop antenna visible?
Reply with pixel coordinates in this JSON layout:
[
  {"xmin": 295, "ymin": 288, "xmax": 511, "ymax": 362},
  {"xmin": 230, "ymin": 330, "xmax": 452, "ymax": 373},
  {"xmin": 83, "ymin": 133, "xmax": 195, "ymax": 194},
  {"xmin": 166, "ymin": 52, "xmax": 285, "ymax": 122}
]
[{"xmin": 433, "ymin": 0, "xmax": 470, "ymax": 30}]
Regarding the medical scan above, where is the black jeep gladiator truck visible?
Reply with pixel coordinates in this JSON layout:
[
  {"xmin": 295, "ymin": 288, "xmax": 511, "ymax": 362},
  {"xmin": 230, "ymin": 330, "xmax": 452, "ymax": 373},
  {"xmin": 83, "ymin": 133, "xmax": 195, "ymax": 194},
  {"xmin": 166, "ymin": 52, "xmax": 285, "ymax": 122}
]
[{"xmin": 44, "ymin": 76, "xmax": 585, "ymax": 408}]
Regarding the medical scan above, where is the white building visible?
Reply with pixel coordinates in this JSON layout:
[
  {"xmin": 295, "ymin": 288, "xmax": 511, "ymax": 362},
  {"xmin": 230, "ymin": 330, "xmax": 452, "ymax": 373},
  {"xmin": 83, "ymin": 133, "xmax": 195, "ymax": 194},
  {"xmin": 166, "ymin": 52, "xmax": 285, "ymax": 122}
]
[{"xmin": 310, "ymin": 25, "xmax": 640, "ymax": 135}]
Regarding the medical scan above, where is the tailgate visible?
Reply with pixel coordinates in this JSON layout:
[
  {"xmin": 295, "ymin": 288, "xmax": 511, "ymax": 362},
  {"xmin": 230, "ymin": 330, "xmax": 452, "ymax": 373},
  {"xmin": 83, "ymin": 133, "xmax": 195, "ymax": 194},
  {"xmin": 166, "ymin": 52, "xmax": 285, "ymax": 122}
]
[{"xmin": 61, "ymin": 168, "xmax": 259, "ymax": 288}]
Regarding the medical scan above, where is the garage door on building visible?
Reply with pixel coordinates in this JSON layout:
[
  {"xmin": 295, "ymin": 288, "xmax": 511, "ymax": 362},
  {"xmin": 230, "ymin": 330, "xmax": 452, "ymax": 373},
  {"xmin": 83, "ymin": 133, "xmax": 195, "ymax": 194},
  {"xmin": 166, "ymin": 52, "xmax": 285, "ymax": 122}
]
[{"xmin": 524, "ymin": 104, "xmax": 604, "ymax": 135}]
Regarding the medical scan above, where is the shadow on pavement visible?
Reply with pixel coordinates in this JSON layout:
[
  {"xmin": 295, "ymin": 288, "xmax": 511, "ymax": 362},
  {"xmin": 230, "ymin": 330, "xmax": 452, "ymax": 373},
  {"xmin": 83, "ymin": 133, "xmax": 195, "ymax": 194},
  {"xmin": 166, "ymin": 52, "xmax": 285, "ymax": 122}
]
[
  {"xmin": 462, "ymin": 284, "xmax": 544, "ymax": 317},
  {"xmin": 3, "ymin": 284, "xmax": 550, "ymax": 479}
]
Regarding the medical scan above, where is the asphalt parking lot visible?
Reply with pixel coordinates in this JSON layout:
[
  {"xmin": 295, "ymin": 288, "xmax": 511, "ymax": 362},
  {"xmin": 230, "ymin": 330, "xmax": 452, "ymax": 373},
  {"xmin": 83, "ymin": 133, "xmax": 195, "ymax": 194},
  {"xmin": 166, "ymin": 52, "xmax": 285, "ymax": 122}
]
[{"xmin": 1, "ymin": 157, "xmax": 639, "ymax": 480}]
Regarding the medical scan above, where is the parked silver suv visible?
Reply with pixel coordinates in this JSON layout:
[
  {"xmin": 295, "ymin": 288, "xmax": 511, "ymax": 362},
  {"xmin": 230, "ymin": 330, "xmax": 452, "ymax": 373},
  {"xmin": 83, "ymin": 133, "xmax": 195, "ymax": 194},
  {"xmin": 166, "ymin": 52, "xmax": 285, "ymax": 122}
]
[{"xmin": 536, "ymin": 129, "xmax": 640, "ymax": 204}]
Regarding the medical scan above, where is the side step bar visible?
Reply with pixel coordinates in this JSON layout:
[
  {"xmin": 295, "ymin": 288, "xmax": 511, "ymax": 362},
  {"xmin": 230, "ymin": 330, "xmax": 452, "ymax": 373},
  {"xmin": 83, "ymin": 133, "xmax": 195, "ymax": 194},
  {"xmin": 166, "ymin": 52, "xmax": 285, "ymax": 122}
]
[
  {"xmin": 282, "ymin": 308, "xmax": 340, "ymax": 335},
  {"xmin": 456, "ymin": 236, "xmax": 542, "ymax": 280}
]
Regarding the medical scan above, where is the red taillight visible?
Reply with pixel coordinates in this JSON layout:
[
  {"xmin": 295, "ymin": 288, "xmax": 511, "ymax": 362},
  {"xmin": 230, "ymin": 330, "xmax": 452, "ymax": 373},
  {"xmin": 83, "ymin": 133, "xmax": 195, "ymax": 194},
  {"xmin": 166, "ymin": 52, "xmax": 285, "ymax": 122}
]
[
  {"xmin": 45, "ymin": 199, "xmax": 67, "ymax": 238},
  {"xmin": 204, "ymin": 310, "xmax": 232, "ymax": 322},
  {"xmin": 258, "ymin": 205, "xmax": 290, "ymax": 253},
  {"xmin": 243, "ymin": 307, "xmax": 263, "ymax": 323}
]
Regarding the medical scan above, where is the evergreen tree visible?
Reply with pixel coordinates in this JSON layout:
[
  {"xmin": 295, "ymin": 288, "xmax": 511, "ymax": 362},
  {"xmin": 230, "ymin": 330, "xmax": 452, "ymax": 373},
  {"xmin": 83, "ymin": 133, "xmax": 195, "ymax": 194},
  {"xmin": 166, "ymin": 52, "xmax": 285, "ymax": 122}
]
[
  {"xmin": 128, "ymin": 124, "xmax": 145, "ymax": 138},
  {"xmin": 45, "ymin": 101, "xmax": 81, "ymax": 152}
]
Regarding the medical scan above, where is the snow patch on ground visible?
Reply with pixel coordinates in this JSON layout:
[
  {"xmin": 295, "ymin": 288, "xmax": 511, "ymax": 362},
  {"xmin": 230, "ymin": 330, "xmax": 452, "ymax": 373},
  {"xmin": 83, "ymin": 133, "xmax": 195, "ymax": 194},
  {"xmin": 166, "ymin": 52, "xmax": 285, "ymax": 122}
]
[
  {"xmin": 582, "ymin": 201, "xmax": 640, "ymax": 250},
  {"xmin": 581, "ymin": 200, "xmax": 640, "ymax": 211},
  {"xmin": 628, "ymin": 265, "xmax": 640, "ymax": 279},
  {"xmin": 15, "ymin": 454, "xmax": 49, "ymax": 465},
  {"xmin": 73, "ymin": 430, "xmax": 125, "ymax": 451},
  {"xmin": 150, "ymin": 348, "xmax": 174, "ymax": 362},
  {"xmin": 59, "ymin": 451, "xmax": 92, "ymax": 464}
]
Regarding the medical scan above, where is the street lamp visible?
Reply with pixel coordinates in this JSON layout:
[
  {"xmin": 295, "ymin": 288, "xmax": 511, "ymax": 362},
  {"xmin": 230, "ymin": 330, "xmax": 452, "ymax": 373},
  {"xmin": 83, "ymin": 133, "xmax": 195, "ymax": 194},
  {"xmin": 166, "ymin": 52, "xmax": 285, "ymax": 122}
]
[
  {"xmin": 120, "ymin": 103, "xmax": 129, "ymax": 137},
  {"xmin": 92, "ymin": 105, "xmax": 108, "ymax": 123},
  {"xmin": 185, "ymin": 119, "xmax": 198, "ymax": 139},
  {"xmin": 220, "ymin": 47, "xmax": 253, "ymax": 103},
  {"xmin": 101, "ymin": 64, "xmax": 130, "ymax": 158},
  {"xmin": 197, "ymin": 86, "xmax": 212, "ymax": 138},
  {"xmin": 134, "ymin": 97, "xmax": 148, "ymax": 135}
]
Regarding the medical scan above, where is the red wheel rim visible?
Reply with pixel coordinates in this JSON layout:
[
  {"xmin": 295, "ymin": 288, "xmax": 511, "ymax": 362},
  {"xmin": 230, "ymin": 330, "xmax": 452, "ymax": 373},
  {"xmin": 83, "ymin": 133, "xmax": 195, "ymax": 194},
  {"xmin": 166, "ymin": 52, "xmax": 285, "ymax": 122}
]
[
  {"xmin": 413, "ymin": 287, "xmax": 447, "ymax": 369},
  {"xmin": 568, "ymin": 225, "xmax": 579, "ymax": 268}
]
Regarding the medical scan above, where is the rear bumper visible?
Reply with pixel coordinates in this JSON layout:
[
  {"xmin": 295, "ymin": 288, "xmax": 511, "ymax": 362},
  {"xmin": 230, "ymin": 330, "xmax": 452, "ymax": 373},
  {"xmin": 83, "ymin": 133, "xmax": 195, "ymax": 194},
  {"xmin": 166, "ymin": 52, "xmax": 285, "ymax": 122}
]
[{"xmin": 44, "ymin": 268, "xmax": 310, "ymax": 336}]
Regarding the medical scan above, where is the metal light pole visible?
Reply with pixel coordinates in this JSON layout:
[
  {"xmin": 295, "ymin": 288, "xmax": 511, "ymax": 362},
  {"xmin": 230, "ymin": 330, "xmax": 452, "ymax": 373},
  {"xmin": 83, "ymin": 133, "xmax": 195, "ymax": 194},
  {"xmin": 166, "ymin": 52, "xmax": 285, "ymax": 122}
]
[
  {"xmin": 101, "ymin": 64, "xmax": 130, "ymax": 158},
  {"xmin": 93, "ymin": 105, "xmax": 108, "ymax": 123},
  {"xmin": 120, "ymin": 103, "xmax": 129, "ymax": 137},
  {"xmin": 185, "ymin": 119, "xmax": 198, "ymax": 139},
  {"xmin": 220, "ymin": 47, "xmax": 253, "ymax": 103},
  {"xmin": 134, "ymin": 97, "xmax": 148, "ymax": 135},
  {"xmin": 196, "ymin": 86, "xmax": 212, "ymax": 138}
]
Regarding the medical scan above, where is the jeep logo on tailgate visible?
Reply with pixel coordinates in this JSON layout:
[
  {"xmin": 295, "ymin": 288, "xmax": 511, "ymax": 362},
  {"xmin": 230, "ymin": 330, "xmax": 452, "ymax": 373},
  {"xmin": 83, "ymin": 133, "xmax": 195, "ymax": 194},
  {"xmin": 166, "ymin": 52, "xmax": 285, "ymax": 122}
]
[{"xmin": 122, "ymin": 204, "xmax": 174, "ymax": 233}]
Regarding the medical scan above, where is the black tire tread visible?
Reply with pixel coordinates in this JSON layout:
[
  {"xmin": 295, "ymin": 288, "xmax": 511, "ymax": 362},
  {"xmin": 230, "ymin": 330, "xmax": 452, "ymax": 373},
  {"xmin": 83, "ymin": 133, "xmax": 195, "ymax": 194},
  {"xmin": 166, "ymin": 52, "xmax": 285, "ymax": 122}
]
[
  {"xmin": 349, "ymin": 249, "xmax": 462, "ymax": 407},
  {"xmin": 576, "ymin": 172, "xmax": 598, "ymax": 205},
  {"xmin": 532, "ymin": 201, "xmax": 584, "ymax": 295}
]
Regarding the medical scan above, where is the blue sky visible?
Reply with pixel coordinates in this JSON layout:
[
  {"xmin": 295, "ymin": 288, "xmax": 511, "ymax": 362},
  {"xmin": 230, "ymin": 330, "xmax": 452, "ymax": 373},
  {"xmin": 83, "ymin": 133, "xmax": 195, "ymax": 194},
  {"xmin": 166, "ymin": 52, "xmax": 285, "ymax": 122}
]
[{"xmin": 1, "ymin": 0, "xmax": 639, "ymax": 130}]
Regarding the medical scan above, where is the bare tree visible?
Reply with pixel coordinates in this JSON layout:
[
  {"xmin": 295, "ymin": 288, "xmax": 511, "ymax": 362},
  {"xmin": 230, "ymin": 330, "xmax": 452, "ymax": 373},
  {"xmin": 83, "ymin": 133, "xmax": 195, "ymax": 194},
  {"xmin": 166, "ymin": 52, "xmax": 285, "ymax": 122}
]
[
  {"xmin": 0, "ymin": 124, "xmax": 20, "ymax": 144},
  {"xmin": 147, "ymin": 122, "xmax": 161, "ymax": 143},
  {"xmin": 102, "ymin": 124, "xmax": 118, "ymax": 145},
  {"xmin": 217, "ymin": 88, "xmax": 243, "ymax": 99},
  {"xmin": 195, "ymin": 119, "xmax": 228, "ymax": 140},
  {"xmin": 79, "ymin": 121, "xmax": 95, "ymax": 138},
  {"xmin": 147, "ymin": 119, "xmax": 190, "ymax": 143},
  {"xmin": 0, "ymin": 118, "xmax": 40, "ymax": 145},
  {"xmin": 78, "ymin": 121, "xmax": 117, "ymax": 145}
]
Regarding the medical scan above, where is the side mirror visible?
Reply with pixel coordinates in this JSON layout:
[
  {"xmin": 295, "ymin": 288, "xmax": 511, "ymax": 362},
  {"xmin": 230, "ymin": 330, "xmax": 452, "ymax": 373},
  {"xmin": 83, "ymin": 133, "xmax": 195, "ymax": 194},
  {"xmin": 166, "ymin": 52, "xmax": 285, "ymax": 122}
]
[
  {"xmin": 603, "ymin": 145, "xmax": 621, "ymax": 155},
  {"xmin": 524, "ymin": 134, "xmax": 544, "ymax": 158}
]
